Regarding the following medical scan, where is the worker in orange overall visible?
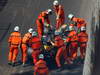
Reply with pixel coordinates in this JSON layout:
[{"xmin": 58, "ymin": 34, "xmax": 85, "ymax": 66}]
[
  {"xmin": 51, "ymin": 30, "xmax": 71, "ymax": 72},
  {"xmin": 36, "ymin": 9, "xmax": 52, "ymax": 39},
  {"xmin": 78, "ymin": 26, "xmax": 88, "ymax": 60},
  {"xmin": 21, "ymin": 28, "xmax": 33, "ymax": 66},
  {"xmin": 53, "ymin": 0, "xmax": 65, "ymax": 30},
  {"xmin": 29, "ymin": 31, "xmax": 42, "ymax": 64},
  {"xmin": 68, "ymin": 14, "xmax": 86, "ymax": 33},
  {"xmin": 34, "ymin": 54, "xmax": 49, "ymax": 75},
  {"xmin": 8, "ymin": 26, "xmax": 21, "ymax": 66},
  {"xmin": 65, "ymin": 26, "xmax": 78, "ymax": 62}
]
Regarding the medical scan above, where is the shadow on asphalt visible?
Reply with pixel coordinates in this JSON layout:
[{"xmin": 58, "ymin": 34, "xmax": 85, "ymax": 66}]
[
  {"xmin": 9, "ymin": 54, "xmax": 84, "ymax": 75},
  {"xmin": 11, "ymin": 61, "xmax": 83, "ymax": 75},
  {"xmin": 11, "ymin": 64, "xmax": 83, "ymax": 75},
  {"xmin": 11, "ymin": 70, "xmax": 33, "ymax": 75},
  {"xmin": 0, "ymin": 0, "xmax": 8, "ymax": 12}
]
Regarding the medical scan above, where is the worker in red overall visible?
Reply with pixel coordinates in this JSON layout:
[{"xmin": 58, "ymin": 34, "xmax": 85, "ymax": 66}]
[
  {"xmin": 53, "ymin": 0, "xmax": 65, "ymax": 30},
  {"xmin": 21, "ymin": 28, "xmax": 33, "ymax": 66},
  {"xmin": 65, "ymin": 26, "xmax": 78, "ymax": 62},
  {"xmin": 34, "ymin": 54, "xmax": 49, "ymax": 75},
  {"xmin": 68, "ymin": 14, "xmax": 86, "ymax": 33},
  {"xmin": 78, "ymin": 26, "xmax": 88, "ymax": 60},
  {"xmin": 29, "ymin": 31, "xmax": 42, "ymax": 64},
  {"xmin": 51, "ymin": 30, "xmax": 70, "ymax": 72},
  {"xmin": 8, "ymin": 26, "xmax": 21, "ymax": 66},
  {"xmin": 36, "ymin": 9, "xmax": 52, "ymax": 39}
]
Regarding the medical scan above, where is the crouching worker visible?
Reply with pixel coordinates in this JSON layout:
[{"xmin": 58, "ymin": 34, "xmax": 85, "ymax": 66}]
[
  {"xmin": 34, "ymin": 54, "xmax": 49, "ymax": 75},
  {"xmin": 29, "ymin": 31, "xmax": 42, "ymax": 64}
]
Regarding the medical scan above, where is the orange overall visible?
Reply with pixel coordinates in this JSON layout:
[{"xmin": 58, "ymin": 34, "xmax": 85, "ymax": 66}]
[
  {"xmin": 66, "ymin": 31, "xmax": 78, "ymax": 60},
  {"xmin": 8, "ymin": 32, "xmax": 21, "ymax": 63},
  {"xmin": 21, "ymin": 33, "xmax": 32, "ymax": 63},
  {"xmin": 72, "ymin": 17, "xmax": 86, "ymax": 29},
  {"xmin": 29, "ymin": 36, "xmax": 42, "ymax": 64},
  {"xmin": 36, "ymin": 11, "xmax": 50, "ymax": 39},
  {"xmin": 54, "ymin": 35, "xmax": 68, "ymax": 67},
  {"xmin": 34, "ymin": 59, "xmax": 49, "ymax": 75},
  {"xmin": 78, "ymin": 31, "xmax": 88, "ymax": 59},
  {"xmin": 54, "ymin": 5, "xmax": 65, "ymax": 29}
]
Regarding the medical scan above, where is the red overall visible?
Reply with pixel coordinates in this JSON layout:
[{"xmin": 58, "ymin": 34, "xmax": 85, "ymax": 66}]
[
  {"xmin": 21, "ymin": 33, "xmax": 32, "ymax": 63},
  {"xmin": 72, "ymin": 17, "xmax": 86, "ymax": 29},
  {"xmin": 54, "ymin": 35, "xmax": 68, "ymax": 67},
  {"xmin": 54, "ymin": 5, "xmax": 65, "ymax": 29},
  {"xmin": 66, "ymin": 31, "xmax": 78, "ymax": 60},
  {"xmin": 8, "ymin": 32, "xmax": 21, "ymax": 63},
  {"xmin": 34, "ymin": 59, "xmax": 49, "ymax": 75},
  {"xmin": 29, "ymin": 36, "xmax": 42, "ymax": 64},
  {"xmin": 78, "ymin": 31, "xmax": 88, "ymax": 59},
  {"xmin": 36, "ymin": 11, "xmax": 50, "ymax": 39}
]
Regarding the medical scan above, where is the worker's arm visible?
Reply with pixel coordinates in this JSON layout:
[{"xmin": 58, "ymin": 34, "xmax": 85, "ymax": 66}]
[
  {"xmin": 53, "ymin": 6, "xmax": 58, "ymax": 17},
  {"xmin": 50, "ymin": 40, "xmax": 55, "ymax": 46},
  {"xmin": 57, "ymin": 5, "xmax": 62, "ymax": 19},
  {"xmin": 8, "ymin": 37, "xmax": 11, "ymax": 43},
  {"xmin": 8, "ymin": 33, "xmax": 13, "ymax": 47},
  {"xmin": 8, "ymin": 33, "xmax": 13, "ymax": 43},
  {"xmin": 44, "ymin": 19, "xmax": 50, "ymax": 27}
]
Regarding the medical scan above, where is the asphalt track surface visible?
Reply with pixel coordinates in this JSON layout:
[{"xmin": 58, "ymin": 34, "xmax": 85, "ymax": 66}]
[{"xmin": 0, "ymin": 0, "xmax": 99, "ymax": 75}]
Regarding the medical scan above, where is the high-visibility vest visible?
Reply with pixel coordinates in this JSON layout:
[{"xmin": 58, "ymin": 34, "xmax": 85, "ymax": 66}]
[
  {"xmin": 78, "ymin": 32, "xmax": 88, "ymax": 43},
  {"xmin": 22, "ymin": 33, "xmax": 32, "ymax": 44},
  {"xmin": 8, "ymin": 32, "xmax": 21, "ymax": 45},
  {"xmin": 55, "ymin": 35, "xmax": 64, "ymax": 47},
  {"xmin": 30, "ymin": 37, "xmax": 42, "ymax": 50},
  {"xmin": 34, "ymin": 60, "xmax": 48, "ymax": 75}
]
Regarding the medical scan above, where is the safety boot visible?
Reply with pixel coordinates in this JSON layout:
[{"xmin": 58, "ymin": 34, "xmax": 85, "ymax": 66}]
[
  {"xmin": 12, "ymin": 62, "xmax": 16, "ymax": 67},
  {"xmin": 66, "ymin": 58, "xmax": 73, "ymax": 64},
  {"xmin": 8, "ymin": 61, "xmax": 12, "ymax": 65},
  {"xmin": 22, "ymin": 63, "xmax": 26, "ymax": 67},
  {"xmin": 56, "ymin": 67, "xmax": 63, "ymax": 72}
]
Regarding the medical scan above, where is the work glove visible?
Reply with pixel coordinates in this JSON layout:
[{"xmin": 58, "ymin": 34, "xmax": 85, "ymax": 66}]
[
  {"xmin": 56, "ymin": 16, "xmax": 59, "ymax": 20},
  {"xmin": 77, "ymin": 29, "xmax": 81, "ymax": 34},
  {"xmin": 47, "ymin": 24, "xmax": 50, "ymax": 27},
  {"xmin": 44, "ymin": 22, "xmax": 50, "ymax": 27}
]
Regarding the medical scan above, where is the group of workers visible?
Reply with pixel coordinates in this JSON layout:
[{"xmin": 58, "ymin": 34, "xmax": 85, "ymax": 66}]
[{"xmin": 8, "ymin": 0, "xmax": 88, "ymax": 74}]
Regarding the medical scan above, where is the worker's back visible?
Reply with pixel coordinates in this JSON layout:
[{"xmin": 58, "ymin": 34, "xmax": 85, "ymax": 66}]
[{"xmin": 34, "ymin": 59, "xmax": 49, "ymax": 75}]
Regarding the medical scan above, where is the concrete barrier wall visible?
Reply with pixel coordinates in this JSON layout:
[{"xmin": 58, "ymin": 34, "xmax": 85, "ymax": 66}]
[{"xmin": 80, "ymin": 0, "xmax": 100, "ymax": 75}]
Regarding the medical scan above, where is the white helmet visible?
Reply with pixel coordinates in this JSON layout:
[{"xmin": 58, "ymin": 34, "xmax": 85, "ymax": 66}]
[
  {"xmin": 14, "ymin": 26, "xmax": 19, "ymax": 31},
  {"xmin": 81, "ymin": 26, "xmax": 86, "ymax": 31},
  {"xmin": 47, "ymin": 9, "xmax": 52, "ymax": 15},
  {"xmin": 39, "ymin": 54, "xmax": 44, "ymax": 59},
  {"xmin": 53, "ymin": 0, "xmax": 59, "ymax": 6},
  {"xmin": 69, "ymin": 26, "xmax": 74, "ymax": 31},
  {"xmin": 32, "ymin": 31, "xmax": 37, "ymax": 36},
  {"xmin": 28, "ymin": 28, "xmax": 33, "ymax": 33},
  {"xmin": 68, "ymin": 14, "xmax": 74, "ymax": 20},
  {"xmin": 42, "ymin": 35, "xmax": 49, "ymax": 42}
]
